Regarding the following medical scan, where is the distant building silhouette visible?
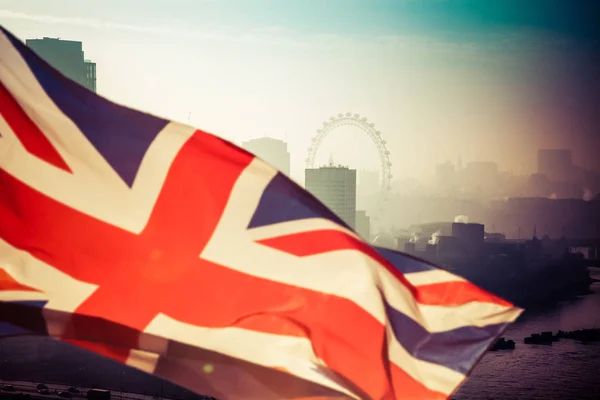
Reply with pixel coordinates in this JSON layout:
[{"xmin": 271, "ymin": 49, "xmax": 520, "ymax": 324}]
[
  {"xmin": 521, "ymin": 148, "xmax": 600, "ymax": 198},
  {"xmin": 525, "ymin": 173, "xmax": 582, "ymax": 199},
  {"xmin": 355, "ymin": 210, "xmax": 371, "ymax": 240},
  {"xmin": 241, "ymin": 137, "xmax": 290, "ymax": 176},
  {"xmin": 487, "ymin": 197, "xmax": 600, "ymax": 239},
  {"xmin": 435, "ymin": 161, "xmax": 456, "ymax": 196},
  {"xmin": 305, "ymin": 164, "xmax": 356, "ymax": 229},
  {"xmin": 537, "ymin": 149, "xmax": 573, "ymax": 182},
  {"xmin": 463, "ymin": 161, "xmax": 500, "ymax": 197},
  {"xmin": 433, "ymin": 160, "xmax": 506, "ymax": 198},
  {"xmin": 26, "ymin": 37, "xmax": 96, "ymax": 93}
]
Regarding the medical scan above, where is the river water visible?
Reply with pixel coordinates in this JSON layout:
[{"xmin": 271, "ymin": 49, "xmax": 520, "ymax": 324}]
[{"xmin": 455, "ymin": 269, "xmax": 600, "ymax": 399}]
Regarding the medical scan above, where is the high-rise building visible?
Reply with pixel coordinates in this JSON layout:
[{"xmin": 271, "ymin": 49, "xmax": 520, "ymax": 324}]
[
  {"xmin": 355, "ymin": 210, "xmax": 371, "ymax": 240},
  {"xmin": 241, "ymin": 137, "xmax": 290, "ymax": 176},
  {"xmin": 84, "ymin": 59, "xmax": 97, "ymax": 93},
  {"xmin": 26, "ymin": 37, "xmax": 97, "ymax": 93},
  {"xmin": 305, "ymin": 165, "xmax": 356, "ymax": 228},
  {"xmin": 537, "ymin": 149, "xmax": 573, "ymax": 181}
]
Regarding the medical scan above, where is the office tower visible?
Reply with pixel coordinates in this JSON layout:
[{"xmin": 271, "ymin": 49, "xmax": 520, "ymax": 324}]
[
  {"xmin": 242, "ymin": 137, "xmax": 291, "ymax": 176},
  {"xmin": 305, "ymin": 164, "xmax": 357, "ymax": 229},
  {"xmin": 26, "ymin": 37, "xmax": 96, "ymax": 93}
]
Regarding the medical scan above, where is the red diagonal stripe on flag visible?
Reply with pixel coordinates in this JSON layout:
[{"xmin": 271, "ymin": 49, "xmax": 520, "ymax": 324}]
[
  {"xmin": 415, "ymin": 280, "xmax": 512, "ymax": 306},
  {"xmin": 258, "ymin": 229, "xmax": 512, "ymax": 307},
  {"xmin": 0, "ymin": 132, "xmax": 447, "ymax": 399},
  {"xmin": 0, "ymin": 268, "xmax": 40, "ymax": 292},
  {"xmin": 0, "ymin": 81, "xmax": 71, "ymax": 172}
]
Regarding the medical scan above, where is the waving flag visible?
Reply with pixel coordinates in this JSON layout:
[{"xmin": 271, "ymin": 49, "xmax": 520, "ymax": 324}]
[{"xmin": 0, "ymin": 25, "xmax": 522, "ymax": 400}]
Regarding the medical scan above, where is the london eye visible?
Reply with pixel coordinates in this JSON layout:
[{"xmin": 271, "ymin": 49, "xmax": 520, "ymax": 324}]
[{"xmin": 305, "ymin": 112, "xmax": 393, "ymax": 202}]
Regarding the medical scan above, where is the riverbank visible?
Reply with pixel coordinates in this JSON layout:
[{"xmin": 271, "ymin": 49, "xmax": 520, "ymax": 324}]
[{"xmin": 455, "ymin": 271, "xmax": 600, "ymax": 399}]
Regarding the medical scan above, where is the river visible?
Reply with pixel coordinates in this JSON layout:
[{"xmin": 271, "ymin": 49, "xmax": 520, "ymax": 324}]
[{"xmin": 455, "ymin": 269, "xmax": 600, "ymax": 399}]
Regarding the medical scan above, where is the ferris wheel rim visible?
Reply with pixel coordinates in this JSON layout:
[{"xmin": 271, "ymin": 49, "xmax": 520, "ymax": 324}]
[{"xmin": 306, "ymin": 113, "xmax": 393, "ymax": 198}]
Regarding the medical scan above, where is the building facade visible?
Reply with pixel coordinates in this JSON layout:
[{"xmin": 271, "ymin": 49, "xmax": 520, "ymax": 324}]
[
  {"xmin": 305, "ymin": 165, "xmax": 357, "ymax": 229},
  {"xmin": 26, "ymin": 37, "xmax": 97, "ymax": 93},
  {"xmin": 241, "ymin": 137, "xmax": 290, "ymax": 176},
  {"xmin": 355, "ymin": 210, "xmax": 371, "ymax": 240},
  {"xmin": 84, "ymin": 60, "xmax": 97, "ymax": 93}
]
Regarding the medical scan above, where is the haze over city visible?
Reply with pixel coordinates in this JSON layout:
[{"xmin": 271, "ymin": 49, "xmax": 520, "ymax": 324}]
[
  {"xmin": 2, "ymin": 1, "xmax": 600, "ymax": 400},
  {"xmin": 2, "ymin": 0, "xmax": 598, "ymax": 186}
]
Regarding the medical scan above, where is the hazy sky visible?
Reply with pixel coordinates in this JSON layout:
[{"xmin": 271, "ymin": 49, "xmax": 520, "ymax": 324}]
[{"xmin": 1, "ymin": 0, "xmax": 598, "ymax": 183}]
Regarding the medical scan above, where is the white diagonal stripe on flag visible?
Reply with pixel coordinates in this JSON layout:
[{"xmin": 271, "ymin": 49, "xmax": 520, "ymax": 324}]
[{"xmin": 0, "ymin": 29, "xmax": 196, "ymax": 234}]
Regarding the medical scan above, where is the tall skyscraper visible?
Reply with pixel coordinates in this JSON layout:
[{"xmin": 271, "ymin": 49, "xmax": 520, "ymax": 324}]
[
  {"xmin": 26, "ymin": 37, "xmax": 97, "ymax": 93},
  {"xmin": 241, "ymin": 137, "xmax": 290, "ymax": 176},
  {"xmin": 305, "ymin": 164, "xmax": 357, "ymax": 229}
]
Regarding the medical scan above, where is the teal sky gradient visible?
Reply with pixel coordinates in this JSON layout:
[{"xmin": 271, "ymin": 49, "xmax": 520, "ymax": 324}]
[{"xmin": 5, "ymin": 0, "xmax": 598, "ymax": 39}]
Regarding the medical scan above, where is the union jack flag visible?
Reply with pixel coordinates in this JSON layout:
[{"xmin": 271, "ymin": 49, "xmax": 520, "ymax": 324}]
[{"xmin": 0, "ymin": 26, "xmax": 522, "ymax": 400}]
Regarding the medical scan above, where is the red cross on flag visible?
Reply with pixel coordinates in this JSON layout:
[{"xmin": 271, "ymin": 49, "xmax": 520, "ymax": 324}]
[{"xmin": 0, "ymin": 25, "xmax": 522, "ymax": 400}]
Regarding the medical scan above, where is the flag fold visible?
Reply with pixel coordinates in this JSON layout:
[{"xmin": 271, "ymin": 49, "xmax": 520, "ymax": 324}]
[{"xmin": 0, "ymin": 25, "xmax": 522, "ymax": 400}]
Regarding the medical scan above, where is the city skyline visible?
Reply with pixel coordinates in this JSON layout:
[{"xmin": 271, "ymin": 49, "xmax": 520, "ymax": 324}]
[
  {"xmin": 2, "ymin": 0, "xmax": 598, "ymax": 185},
  {"xmin": 7, "ymin": 21, "xmax": 600, "ymax": 235},
  {"xmin": 2, "ymin": 5, "xmax": 600, "ymax": 399},
  {"xmin": 12, "ymin": 25, "xmax": 600, "ymax": 203}
]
